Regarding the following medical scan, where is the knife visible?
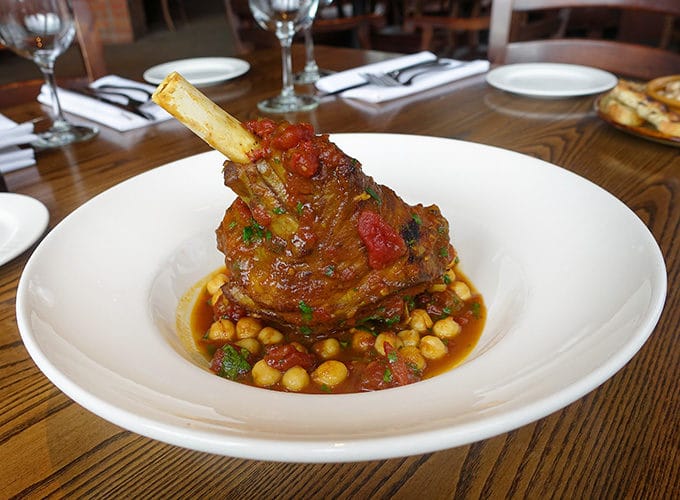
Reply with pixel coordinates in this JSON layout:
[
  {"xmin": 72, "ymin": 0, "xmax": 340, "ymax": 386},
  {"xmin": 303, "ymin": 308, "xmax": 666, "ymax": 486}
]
[{"xmin": 70, "ymin": 88, "xmax": 155, "ymax": 120}]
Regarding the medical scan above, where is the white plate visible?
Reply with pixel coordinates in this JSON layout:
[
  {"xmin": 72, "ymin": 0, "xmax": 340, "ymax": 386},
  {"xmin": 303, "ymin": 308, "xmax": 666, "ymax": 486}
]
[
  {"xmin": 16, "ymin": 135, "xmax": 666, "ymax": 462},
  {"xmin": 486, "ymin": 63, "xmax": 617, "ymax": 97},
  {"xmin": 143, "ymin": 57, "xmax": 250, "ymax": 87},
  {"xmin": 0, "ymin": 193, "xmax": 48, "ymax": 266}
]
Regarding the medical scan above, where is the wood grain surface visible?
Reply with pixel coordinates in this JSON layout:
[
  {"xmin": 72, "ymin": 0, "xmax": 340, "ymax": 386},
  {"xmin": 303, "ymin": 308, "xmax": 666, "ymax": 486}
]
[{"xmin": 1, "ymin": 45, "xmax": 678, "ymax": 499}]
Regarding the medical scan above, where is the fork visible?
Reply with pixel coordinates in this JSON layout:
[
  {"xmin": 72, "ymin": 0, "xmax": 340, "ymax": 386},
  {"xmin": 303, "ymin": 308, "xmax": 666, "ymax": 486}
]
[
  {"xmin": 320, "ymin": 59, "xmax": 450, "ymax": 96},
  {"xmin": 361, "ymin": 61, "xmax": 466, "ymax": 87}
]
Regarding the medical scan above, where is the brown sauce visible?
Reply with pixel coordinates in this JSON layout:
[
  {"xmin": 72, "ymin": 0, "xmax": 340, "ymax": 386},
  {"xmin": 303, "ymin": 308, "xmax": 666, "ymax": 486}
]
[{"xmin": 186, "ymin": 267, "xmax": 485, "ymax": 394}]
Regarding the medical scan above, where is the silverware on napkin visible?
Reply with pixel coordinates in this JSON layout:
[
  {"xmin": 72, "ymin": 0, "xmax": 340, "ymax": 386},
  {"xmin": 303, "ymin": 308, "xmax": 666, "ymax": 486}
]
[
  {"xmin": 319, "ymin": 58, "xmax": 450, "ymax": 96},
  {"xmin": 71, "ymin": 87, "xmax": 155, "ymax": 120}
]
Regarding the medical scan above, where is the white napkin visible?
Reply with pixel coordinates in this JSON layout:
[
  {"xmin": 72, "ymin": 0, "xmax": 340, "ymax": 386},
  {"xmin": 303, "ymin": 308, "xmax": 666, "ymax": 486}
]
[
  {"xmin": 0, "ymin": 114, "xmax": 36, "ymax": 173},
  {"xmin": 316, "ymin": 51, "xmax": 490, "ymax": 103},
  {"xmin": 37, "ymin": 75, "xmax": 172, "ymax": 132}
]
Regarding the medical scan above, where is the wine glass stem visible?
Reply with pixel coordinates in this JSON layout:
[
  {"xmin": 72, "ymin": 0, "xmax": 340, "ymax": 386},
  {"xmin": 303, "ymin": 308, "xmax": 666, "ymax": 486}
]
[
  {"xmin": 303, "ymin": 28, "xmax": 319, "ymax": 73},
  {"xmin": 279, "ymin": 35, "xmax": 295, "ymax": 99},
  {"xmin": 37, "ymin": 61, "xmax": 69, "ymax": 131}
]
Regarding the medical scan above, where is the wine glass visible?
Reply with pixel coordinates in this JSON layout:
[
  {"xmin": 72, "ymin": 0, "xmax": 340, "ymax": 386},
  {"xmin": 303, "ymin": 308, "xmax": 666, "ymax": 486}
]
[
  {"xmin": 0, "ymin": 0, "xmax": 98, "ymax": 149},
  {"xmin": 249, "ymin": 0, "xmax": 320, "ymax": 113},
  {"xmin": 294, "ymin": 0, "xmax": 334, "ymax": 84}
]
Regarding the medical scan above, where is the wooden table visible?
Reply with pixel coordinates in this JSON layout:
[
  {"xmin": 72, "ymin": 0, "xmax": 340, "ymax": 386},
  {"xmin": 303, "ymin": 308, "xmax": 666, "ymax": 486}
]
[{"xmin": 1, "ymin": 45, "xmax": 677, "ymax": 498}]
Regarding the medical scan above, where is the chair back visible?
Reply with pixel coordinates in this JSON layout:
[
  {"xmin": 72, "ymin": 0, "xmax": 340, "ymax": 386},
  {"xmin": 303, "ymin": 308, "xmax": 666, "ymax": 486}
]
[
  {"xmin": 404, "ymin": 0, "xmax": 491, "ymax": 55},
  {"xmin": 225, "ymin": 0, "xmax": 386, "ymax": 51},
  {"xmin": 72, "ymin": 0, "xmax": 107, "ymax": 81},
  {"xmin": 488, "ymin": 0, "xmax": 680, "ymax": 80}
]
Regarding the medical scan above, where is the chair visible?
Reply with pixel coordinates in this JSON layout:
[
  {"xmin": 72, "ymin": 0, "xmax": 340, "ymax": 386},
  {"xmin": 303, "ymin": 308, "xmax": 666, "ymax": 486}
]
[
  {"xmin": 487, "ymin": 0, "xmax": 680, "ymax": 80},
  {"xmin": 0, "ymin": 0, "xmax": 107, "ymax": 107},
  {"xmin": 225, "ymin": 0, "xmax": 386, "ymax": 51},
  {"xmin": 404, "ymin": 0, "xmax": 491, "ymax": 56}
]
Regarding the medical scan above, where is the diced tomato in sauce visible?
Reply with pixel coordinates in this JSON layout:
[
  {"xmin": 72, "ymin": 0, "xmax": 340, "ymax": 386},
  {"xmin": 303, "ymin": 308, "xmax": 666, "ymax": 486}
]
[
  {"xmin": 357, "ymin": 210, "xmax": 407, "ymax": 269},
  {"xmin": 264, "ymin": 343, "xmax": 316, "ymax": 371}
]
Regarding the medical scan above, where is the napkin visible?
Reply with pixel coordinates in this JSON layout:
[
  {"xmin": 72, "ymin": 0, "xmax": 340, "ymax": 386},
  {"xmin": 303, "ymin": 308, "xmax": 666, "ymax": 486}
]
[
  {"xmin": 37, "ymin": 75, "xmax": 172, "ymax": 132},
  {"xmin": 316, "ymin": 51, "xmax": 490, "ymax": 103},
  {"xmin": 0, "ymin": 114, "xmax": 37, "ymax": 173}
]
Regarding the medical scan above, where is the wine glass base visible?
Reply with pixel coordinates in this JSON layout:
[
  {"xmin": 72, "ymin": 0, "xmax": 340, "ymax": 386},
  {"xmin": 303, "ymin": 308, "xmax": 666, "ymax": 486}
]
[
  {"xmin": 31, "ymin": 123, "xmax": 99, "ymax": 150},
  {"xmin": 294, "ymin": 68, "xmax": 335, "ymax": 85},
  {"xmin": 257, "ymin": 94, "xmax": 319, "ymax": 114}
]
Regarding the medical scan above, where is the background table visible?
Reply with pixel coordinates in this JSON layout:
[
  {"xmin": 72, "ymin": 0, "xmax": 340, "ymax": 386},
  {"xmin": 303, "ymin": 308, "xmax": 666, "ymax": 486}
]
[{"xmin": 1, "ymin": 45, "xmax": 677, "ymax": 498}]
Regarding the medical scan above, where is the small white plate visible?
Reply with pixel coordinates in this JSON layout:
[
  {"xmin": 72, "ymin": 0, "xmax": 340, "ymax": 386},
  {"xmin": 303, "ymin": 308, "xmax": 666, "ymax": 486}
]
[
  {"xmin": 486, "ymin": 63, "xmax": 617, "ymax": 98},
  {"xmin": 0, "ymin": 193, "xmax": 48, "ymax": 266},
  {"xmin": 143, "ymin": 57, "xmax": 250, "ymax": 87},
  {"xmin": 16, "ymin": 135, "xmax": 666, "ymax": 462}
]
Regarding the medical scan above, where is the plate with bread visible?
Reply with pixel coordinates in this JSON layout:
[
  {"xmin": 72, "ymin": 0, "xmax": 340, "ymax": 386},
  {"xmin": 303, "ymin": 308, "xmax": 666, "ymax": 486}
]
[{"xmin": 596, "ymin": 76, "xmax": 680, "ymax": 147}]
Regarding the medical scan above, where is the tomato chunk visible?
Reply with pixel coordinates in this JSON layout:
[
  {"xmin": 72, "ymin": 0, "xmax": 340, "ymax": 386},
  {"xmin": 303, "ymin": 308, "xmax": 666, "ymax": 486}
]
[
  {"xmin": 357, "ymin": 210, "xmax": 407, "ymax": 269},
  {"xmin": 264, "ymin": 344, "xmax": 316, "ymax": 371},
  {"xmin": 284, "ymin": 140, "xmax": 319, "ymax": 177},
  {"xmin": 272, "ymin": 123, "xmax": 315, "ymax": 150}
]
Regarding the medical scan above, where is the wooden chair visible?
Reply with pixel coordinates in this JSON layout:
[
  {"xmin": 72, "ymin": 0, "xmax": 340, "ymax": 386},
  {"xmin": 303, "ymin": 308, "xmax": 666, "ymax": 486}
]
[
  {"xmin": 487, "ymin": 0, "xmax": 680, "ymax": 80},
  {"xmin": 0, "ymin": 0, "xmax": 107, "ymax": 107},
  {"xmin": 225, "ymin": 0, "xmax": 386, "ymax": 51},
  {"xmin": 404, "ymin": 0, "xmax": 491, "ymax": 56}
]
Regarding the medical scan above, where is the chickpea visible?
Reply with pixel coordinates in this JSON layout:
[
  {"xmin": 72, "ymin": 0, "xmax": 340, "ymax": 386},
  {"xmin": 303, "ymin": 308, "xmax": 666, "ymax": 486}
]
[
  {"xmin": 313, "ymin": 338, "xmax": 342, "ymax": 359},
  {"xmin": 258, "ymin": 326, "xmax": 284, "ymax": 345},
  {"xmin": 409, "ymin": 309, "xmax": 433, "ymax": 333},
  {"xmin": 419, "ymin": 335, "xmax": 448, "ymax": 360},
  {"xmin": 282, "ymin": 366, "xmax": 310, "ymax": 392},
  {"xmin": 206, "ymin": 273, "xmax": 228, "ymax": 295},
  {"xmin": 251, "ymin": 359, "xmax": 281, "ymax": 387},
  {"xmin": 290, "ymin": 341, "xmax": 308, "ymax": 353},
  {"xmin": 397, "ymin": 329, "xmax": 420, "ymax": 347},
  {"xmin": 210, "ymin": 288, "xmax": 223, "ymax": 307},
  {"xmin": 374, "ymin": 332, "xmax": 403, "ymax": 356},
  {"xmin": 432, "ymin": 317, "xmax": 462, "ymax": 339},
  {"xmin": 206, "ymin": 318, "xmax": 235, "ymax": 342},
  {"xmin": 235, "ymin": 337, "xmax": 261, "ymax": 356},
  {"xmin": 452, "ymin": 281, "xmax": 472, "ymax": 301},
  {"xmin": 351, "ymin": 329, "xmax": 375, "ymax": 353},
  {"xmin": 236, "ymin": 317, "xmax": 263, "ymax": 339},
  {"xmin": 399, "ymin": 346, "xmax": 427, "ymax": 371},
  {"xmin": 312, "ymin": 360, "xmax": 348, "ymax": 388}
]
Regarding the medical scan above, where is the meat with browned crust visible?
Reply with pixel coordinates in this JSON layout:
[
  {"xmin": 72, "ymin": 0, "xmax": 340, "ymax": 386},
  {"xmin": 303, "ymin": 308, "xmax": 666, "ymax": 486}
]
[{"xmin": 215, "ymin": 119, "xmax": 453, "ymax": 335}]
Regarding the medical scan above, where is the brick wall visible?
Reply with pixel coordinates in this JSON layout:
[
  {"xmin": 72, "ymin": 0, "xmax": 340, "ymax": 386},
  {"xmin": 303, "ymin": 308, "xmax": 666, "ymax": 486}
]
[{"xmin": 89, "ymin": 0, "xmax": 147, "ymax": 44}]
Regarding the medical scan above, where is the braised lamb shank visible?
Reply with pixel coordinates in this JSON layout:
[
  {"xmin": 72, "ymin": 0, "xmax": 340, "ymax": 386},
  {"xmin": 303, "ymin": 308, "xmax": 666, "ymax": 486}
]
[{"xmin": 153, "ymin": 74, "xmax": 454, "ymax": 335}]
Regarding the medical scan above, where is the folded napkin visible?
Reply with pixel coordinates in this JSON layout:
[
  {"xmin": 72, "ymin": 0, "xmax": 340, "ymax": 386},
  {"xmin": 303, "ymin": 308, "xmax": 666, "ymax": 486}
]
[
  {"xmin": 37, "ymin": 75, "xmax": 172, "ymax": 132},
  {"xmin": 316, "ymin": 51, "xmax": 490, "ymax": 103},
  {"xmin": 0, "ymin": 114, "xmax": 36, "ymax": 173}
]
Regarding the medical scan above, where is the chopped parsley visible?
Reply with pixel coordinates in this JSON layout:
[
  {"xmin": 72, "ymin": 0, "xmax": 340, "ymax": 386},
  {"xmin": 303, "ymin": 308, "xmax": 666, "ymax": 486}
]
[
  {"xmin": 471, "ymin": 302, "xmax": 482, "ymax": 319},
  {"xmin": 296, "ymin": 201, "xmax": 304, "ymax": 215},
  {"xmin": 411, "ymin": 213, "xmax": 422, "ymax": 225},
  {"xmin": 299, "ymin": 300, "xmax": 314, "ymax": 322},
  {"xmin": 387, "ymin": 351, "xmax": 398, "ymax": 363},
  {"xmin": 365, "ymin": 187, "xmax": 382, "ymax": 205},
  {"xmin": 242, "ymin": 219, "xmax": 266, "ymax": 244},
  {"xmin": 385, "ymin": 315, "xmax": 401, "ymax": 326},
  {"xmin": 216, "ymin": 345, "xmax": 251, "ymax": 380},
  {"xmin": 324, "ymin": 265, "xmax": 335, "ymax": 277},
  {"xmin": 383, "ymin": 368, "xmax": 393, "ymax": 383},
  {"xmin": 273, "ymin": 206, "xmax": 286, "ymax": 214}
]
